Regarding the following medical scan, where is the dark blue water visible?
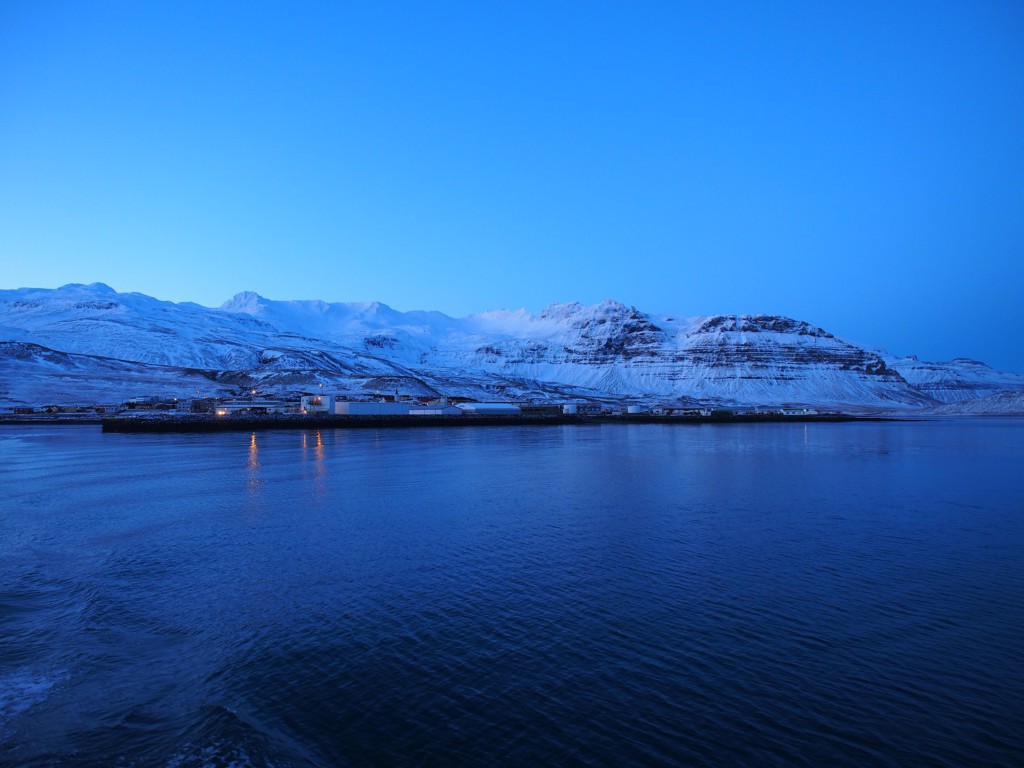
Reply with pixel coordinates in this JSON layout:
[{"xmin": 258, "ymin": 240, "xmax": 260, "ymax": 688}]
[{"xmin": 1, "ymin": 420, "xmax": 1022, "ymax": 767}]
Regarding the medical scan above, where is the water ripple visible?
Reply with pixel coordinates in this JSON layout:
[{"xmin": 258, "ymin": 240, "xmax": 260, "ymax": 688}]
[{"xmin": 2, "ymin": 422, "xmax": 1023, "ymax": 766}]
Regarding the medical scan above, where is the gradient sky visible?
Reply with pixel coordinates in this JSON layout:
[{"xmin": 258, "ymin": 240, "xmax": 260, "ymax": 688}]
[{"xmin": 2, "ymin": 1, "xmax": 1023, "ymax": 369}]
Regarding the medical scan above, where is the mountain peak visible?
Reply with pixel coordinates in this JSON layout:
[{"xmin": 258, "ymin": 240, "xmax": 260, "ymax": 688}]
[
  {"xmin": 58, "ymin": 282, "xmax": 117, "ymax": 295},
  {"xmin": 692, "ymin": 315, "xmax": 834, "ymax": 339},
  {"xmin": 221, "ymin": 291, "xmax": 268, "ymax": 314}
]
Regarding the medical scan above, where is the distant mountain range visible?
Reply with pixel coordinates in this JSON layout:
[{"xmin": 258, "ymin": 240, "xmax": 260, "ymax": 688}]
[{"xmin": 1, "ymin": 283, "xmax": 1022, "ymax": 413}]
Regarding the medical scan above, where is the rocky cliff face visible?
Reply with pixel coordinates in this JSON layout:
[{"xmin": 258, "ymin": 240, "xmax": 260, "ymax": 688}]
[{"xmin": 0, "ymin": 284, "xmax": 1020, "ymax": 410}]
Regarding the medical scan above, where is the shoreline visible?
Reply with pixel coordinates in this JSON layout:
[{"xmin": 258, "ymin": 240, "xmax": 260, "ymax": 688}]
[{"xmin": 90, "ymin": 412, "xmax": 890, "ymax": 433}]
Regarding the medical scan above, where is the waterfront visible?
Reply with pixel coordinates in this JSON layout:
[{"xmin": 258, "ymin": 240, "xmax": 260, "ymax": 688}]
[{"xmin": 1, "ymin": 420, "xmax": 1022, "ymax": 766}]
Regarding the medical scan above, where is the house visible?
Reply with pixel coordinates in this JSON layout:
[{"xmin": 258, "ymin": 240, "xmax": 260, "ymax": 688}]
[
  {"xmin": 125, "ymin": 396, "xmax": 160, "ymax": 409},
  {"xmin": 192, "ymin": 398, "xmax": 219, "ymax": 414}
]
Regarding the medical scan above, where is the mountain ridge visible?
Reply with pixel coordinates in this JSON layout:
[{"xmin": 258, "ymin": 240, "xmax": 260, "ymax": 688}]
[{"xmin": 2, "ymin": 284, "xmax": 1022, "ymax": 411}]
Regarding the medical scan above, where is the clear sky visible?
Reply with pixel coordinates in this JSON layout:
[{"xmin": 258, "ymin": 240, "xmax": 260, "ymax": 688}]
[{"xmin": 2, "ymin": 1, "xmax": 1023, "ymax": 369}]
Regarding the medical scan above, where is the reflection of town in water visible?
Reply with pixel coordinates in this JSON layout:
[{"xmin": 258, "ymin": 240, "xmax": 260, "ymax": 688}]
[
  {"xmin": 302, "ymin": 430, "xmax": 327, "ymax": 491},
  {"xmin": 301, "ymin": 430, "xmax": 325, "ymax": 459},
  {"xmin": 247, "ymin": 432, "xmax": 261, "ymax": 496},
  {"xmin": 249, "ymin": 431, "xmax": 329, "ymax": 500}
]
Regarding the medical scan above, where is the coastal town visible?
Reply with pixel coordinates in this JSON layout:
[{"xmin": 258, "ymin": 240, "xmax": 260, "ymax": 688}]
[
  {"xmin": 4, "ymin": 390, "xmax": 827, "ymax": 419},
  {"xmin": 1, "ymin": 390, "xmax": 836, "ymax": 432}
]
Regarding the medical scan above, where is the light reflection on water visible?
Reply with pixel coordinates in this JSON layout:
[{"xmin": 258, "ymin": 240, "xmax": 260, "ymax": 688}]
[
  {"xmin": 247, "ymin": 432, "xmax": 262, "ymax": 501},
  {"xmin": 0, "ymin": 420, "xmax": 1022, "ymax": 767}
]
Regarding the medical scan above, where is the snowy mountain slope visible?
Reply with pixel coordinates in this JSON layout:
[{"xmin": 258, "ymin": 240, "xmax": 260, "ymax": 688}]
[
  {"xmin": 0, "ymin": 283, "xmax": 1020, "ymax": 409},
  {"xmin": 0, "ymin": 284, "xmax": 431, "ymax": 375},
  {"xmin": 217, "ymin": 295, "xmax": 933, "ymax": 407},
  {"xmin": 420, "ymin": 306, "xmax": 931, "ymax": 408},
  {"xmin": 0, "ymin": 341, "xmax": 227, "ymax": 406},
  {"xmin": 933, "ymin": 391, "xmax": 1024, "ymax": 415},
  {"xmin": 882, "ymin": 354, "xmax": 1024, "ymax": 403}
]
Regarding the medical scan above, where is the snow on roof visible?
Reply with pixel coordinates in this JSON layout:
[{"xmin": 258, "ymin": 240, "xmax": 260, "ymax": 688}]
[{"xmin": 456, "ymin": 402, "xmax": 522, "ymax": 413}]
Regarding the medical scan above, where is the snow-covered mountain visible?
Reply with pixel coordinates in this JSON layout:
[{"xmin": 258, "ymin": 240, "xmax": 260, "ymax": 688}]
[
  {"xmin": 934, "ymin": 391, "xmax": 1024, "ymax": 415},
  {"xmin": 1, "ymin": 283, "xmax": 1022, "ymax": 412},
  {"xmin": 881, "ymin": 354, "xmax": 1024, "ymax": 403}
]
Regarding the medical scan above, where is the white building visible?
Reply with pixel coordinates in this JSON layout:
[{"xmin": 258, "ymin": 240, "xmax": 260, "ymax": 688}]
[
  {"xmin": 409, "ymin": 404, "xmax": 462, "ymax": 416},
  {"xmin": 334, "ymin": 402, "xmax": 410, "ymax": 416},
  {"xmin": 456, "ymin": 402, "xmax": 522, "ymax": 415},
  {"xmin": 215, "ymin": 400, "xmax": 284, "ymax": 416},
  {"xmin": 301, "ymin": 394, "xmax": 335, "ymax": 413}
]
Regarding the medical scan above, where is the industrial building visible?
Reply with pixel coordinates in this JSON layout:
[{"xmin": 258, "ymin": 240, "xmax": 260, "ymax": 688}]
[
  {"xmin": 300, "ymin": 394, "xmax": 335, "ymax": 413},
  {"xmin": 410, "ymin": 404, "xmax": 462, "ymax": 416},
  {"xmin": 214, "ymin": 400, "xmax": 284, "ymax": 416},
  {"xmin": 334, "ymin": 402, "xmax": 410, "ymax": 416}
]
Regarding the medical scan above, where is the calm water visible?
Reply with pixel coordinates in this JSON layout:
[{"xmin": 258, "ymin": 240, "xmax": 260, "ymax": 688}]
[{"xmin": 1, "ymin": 420, "xmax": 1022, "ymax": 767}]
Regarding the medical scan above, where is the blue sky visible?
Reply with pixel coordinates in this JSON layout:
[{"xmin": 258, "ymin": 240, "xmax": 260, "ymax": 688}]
[{"xmin": 2, "ymin": 1, "xmax": 1023, "ymax": 369}]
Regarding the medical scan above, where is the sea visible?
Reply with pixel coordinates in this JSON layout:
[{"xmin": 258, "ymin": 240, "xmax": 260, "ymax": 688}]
[{"xmin": 1, "ymin": 419, "xmax": 1022, "ymax": 767}]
